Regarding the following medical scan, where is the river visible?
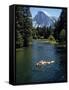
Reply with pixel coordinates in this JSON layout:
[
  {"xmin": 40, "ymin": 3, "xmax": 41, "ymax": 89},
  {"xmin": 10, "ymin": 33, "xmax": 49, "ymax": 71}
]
[{"xmin": 16, "ymin": 40, "xmax": 67, "ymax": 84}]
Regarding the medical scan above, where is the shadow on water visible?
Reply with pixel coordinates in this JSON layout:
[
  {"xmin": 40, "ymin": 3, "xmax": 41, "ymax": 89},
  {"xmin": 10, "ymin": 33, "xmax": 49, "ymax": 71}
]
[
  {"xmin": 16, "ymin": 46, "xmax": 32, "ymax": 84},
  {"xmin": 54, "ymin": 46, "xmax": 67, "ymax": 81}
]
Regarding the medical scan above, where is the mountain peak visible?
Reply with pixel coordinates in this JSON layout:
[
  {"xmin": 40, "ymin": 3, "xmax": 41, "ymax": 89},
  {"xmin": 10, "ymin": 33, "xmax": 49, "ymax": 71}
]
[
  {"xmin": 38, "ymin": 11, "xmax": 46, "ymax": 15},
  {"xmin": 33, "ymin": 11, "xmax": 54, "ymax": 27}
]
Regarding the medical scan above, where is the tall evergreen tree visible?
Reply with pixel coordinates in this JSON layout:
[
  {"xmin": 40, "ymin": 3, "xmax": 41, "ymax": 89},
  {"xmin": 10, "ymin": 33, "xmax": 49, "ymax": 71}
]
[
  {"xmin": 54, "ymin": 8, "xmax": 67, "ymax": 41},
  {"xmin": 16, "ymin": 6, "xmax": 32, "ymax": 47}
]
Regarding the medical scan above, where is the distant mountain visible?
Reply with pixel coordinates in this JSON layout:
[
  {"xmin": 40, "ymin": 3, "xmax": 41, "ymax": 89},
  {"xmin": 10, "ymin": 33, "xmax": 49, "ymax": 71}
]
[
  {"xmin": 51, "ymin": 16, "xmax": 58, "ymax": 22},
  {"xmin": 33, "ymin": 11, "xmax": 55, "ymax": 27}
]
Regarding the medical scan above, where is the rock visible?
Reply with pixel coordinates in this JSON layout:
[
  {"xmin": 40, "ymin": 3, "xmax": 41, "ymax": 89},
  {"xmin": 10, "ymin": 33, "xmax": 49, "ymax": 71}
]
[{"xmin": 36, "ymin": 60, "xmax": 55, "ymax": 67}]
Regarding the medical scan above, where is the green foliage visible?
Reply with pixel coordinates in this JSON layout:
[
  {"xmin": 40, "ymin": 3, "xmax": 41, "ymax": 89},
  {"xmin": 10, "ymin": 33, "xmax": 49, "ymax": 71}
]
[
  {"xmin": 16, "ymin": 6, "xmax": 32, "ymax": 48},
  {"xmin": 48, "ymin": 35, "xmax": 57, "ymax": 44},
  {"xmin": 48, "ymin": 35, "xmax": 56, "ymax": 41},
  {"xmin": 59, "ymin": 29, "xmax": 66, "ymax": 42},
  {"xmin": 16, "ymin": 31, "xmax": 23, "ymax": 48},
  {"xmin": 54, "ymin": 9, "xmax": 67, "ymax": 42},
  {"xmin": 32, "ymin": 28, "xmax": 37, "ymax": 39},
  {"xmin": 32, "ymin": 26, "xmax": 51, "ymax": 39},
  {"xmin": 15, "ymin": 6, "xmax": 67, "ymax": 48}
]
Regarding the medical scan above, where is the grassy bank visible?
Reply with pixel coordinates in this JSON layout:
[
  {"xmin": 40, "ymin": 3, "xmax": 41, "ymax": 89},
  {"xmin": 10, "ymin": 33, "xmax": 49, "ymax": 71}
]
[{"xmin": 16, "ymin": 39, "xmax": 66, "ymax": 51}]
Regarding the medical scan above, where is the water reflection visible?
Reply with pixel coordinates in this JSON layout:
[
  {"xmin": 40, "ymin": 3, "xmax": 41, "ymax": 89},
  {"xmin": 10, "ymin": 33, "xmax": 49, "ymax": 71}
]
[
  {"xmin": 16, "ymin": 46, "xmax": 32, "ymax": 84},
  {"xmin": 54, "ymin": 45, "xmax": 67, "ymax": 81},
  {"xmin": 32, "ymin": 40, "xmax": 67, "ymax": 82},
  {"xmin": 16, "ymin": 40, "xmax": 67, "ymax": 83}
]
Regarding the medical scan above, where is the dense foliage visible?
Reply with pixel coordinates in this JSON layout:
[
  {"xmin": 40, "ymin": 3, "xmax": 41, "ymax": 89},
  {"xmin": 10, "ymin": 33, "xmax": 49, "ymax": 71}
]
[
  {"xmin": 16, "ymin": 7, "xmax": 67, "ymax": 48},
  {"xmin": 54, "ymin": 9, "xmax": 67, "ymax": 43},
  {"xmin": 16, "ymin": 6, "xmax": 32, "ymax": 48}
]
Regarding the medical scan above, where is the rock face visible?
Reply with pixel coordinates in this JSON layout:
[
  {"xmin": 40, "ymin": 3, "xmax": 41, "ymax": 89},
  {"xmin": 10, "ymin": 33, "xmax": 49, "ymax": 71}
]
[
  {"xmin": 36, "ymin": 60, "xmax": 55, "ymax": 67},
  {"xmin": 33, "ymin": 11, "xmax": 54, "ymax": 27}
]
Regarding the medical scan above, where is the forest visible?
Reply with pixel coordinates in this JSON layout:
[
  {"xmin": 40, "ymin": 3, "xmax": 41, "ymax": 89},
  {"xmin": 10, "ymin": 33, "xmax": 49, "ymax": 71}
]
[
  {"xmin": 16, "ymin": 6, "xmax": 67, "ymax": 48},
  {"xmin": 15, "ymin": 6, "xmax": 67, "ymax": 83}
]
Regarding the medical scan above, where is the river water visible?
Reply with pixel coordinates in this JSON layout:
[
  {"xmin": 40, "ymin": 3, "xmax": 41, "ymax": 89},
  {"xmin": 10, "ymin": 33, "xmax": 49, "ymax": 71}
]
[{"xmin": 16, "ymin": 40, "xmax": 67, "ymax": 84}]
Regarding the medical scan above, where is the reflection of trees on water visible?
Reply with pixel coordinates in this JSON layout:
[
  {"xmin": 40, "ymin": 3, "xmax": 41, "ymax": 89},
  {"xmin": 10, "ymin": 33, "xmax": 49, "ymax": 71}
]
[
  {"xmin": 16, "ymin": 47, "xmax": 32, "ymax": 83},
  {"xmin": 54, "ymin": 45, "xmax": 67, "ymax": 81}
]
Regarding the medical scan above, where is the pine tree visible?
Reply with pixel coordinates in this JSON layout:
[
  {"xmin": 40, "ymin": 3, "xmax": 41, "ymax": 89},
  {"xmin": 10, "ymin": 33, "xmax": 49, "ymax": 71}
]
[
  {"xmin": 54, "ymin": 8, "xmax": 67, "ymax": 42},
  {"xmin": 16, "ymin": 6, "xmax": 32, "ymax": 47}
]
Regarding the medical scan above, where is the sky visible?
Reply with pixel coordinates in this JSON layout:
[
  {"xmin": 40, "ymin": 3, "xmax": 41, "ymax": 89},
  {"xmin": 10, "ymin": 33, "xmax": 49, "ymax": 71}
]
[{"xmin": 30, "ymin": 7, "xmax": 62, "ymax": 19}]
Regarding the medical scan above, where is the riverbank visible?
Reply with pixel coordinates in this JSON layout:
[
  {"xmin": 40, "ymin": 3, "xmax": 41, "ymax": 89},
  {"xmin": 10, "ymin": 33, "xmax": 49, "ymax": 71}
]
[{"xmin": 16, "ymin": 39, "xmax": 66, "ymax": 51}]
